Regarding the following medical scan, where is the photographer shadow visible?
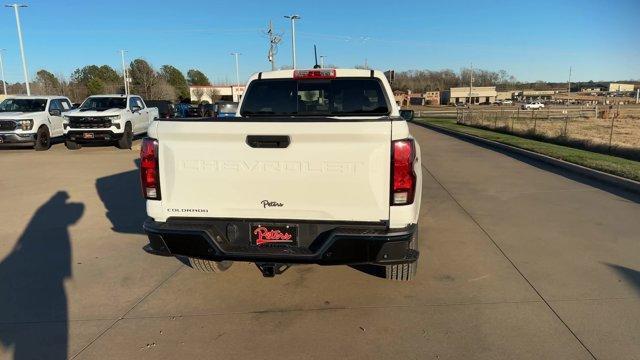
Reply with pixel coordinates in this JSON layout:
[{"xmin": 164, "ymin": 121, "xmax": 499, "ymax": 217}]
[{"xmin": 0, "ymin": 191, "xmax": 84, "ymax": 359}]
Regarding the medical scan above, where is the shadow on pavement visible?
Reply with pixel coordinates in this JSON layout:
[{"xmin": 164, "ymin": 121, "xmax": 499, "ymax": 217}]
[
  {"xmin": 605, "ymin": 263, "xmax": 640, "ymax": 295},
  {"xmin": 0, "ymin": 191, "xmax": 83, "ymax": 360},
  {"xmin": 95, "ymin": 159, "xmax": 146, "ymax": 235},
  {"xmin": 422, "ymin": 124, "xmax": 640, "ymax": 204}
]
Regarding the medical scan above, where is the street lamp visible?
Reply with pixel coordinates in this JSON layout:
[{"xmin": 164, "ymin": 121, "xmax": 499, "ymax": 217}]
[
  {"xmin": 119, "ymin": 49, "xmax": 129, "ymax": 95},
  {"xmin": 0, "ymin": 49, "xmax": 7, "ymax": 95},
  {"xmin": 284, "ymin": 14, "xmax": 301, "ymax": 69},
  {"xmin": 231, "ymin": 52, "xmax": 241, "ymax": 86},
  {"xmin": 6, "ymin": 4, "xmax": 30, "ymax": 95}
]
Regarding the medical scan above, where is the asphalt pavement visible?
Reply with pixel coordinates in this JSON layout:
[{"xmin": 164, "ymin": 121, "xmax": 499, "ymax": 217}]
[{"xmin": 0, "ymin": 125, "xmax": 638, "ymax": 360}]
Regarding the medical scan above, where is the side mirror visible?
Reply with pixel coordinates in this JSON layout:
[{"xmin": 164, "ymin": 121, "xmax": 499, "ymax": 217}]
[
  {"xmin": 49, "ymin": 109, "xmax": 62, "ymax": 116},
  {"xmin": 399, "ymin": 109, "xmax": 414, "ymax": 121},
  {"xmin": 131, "ymin": 105, "xmax": 141, "ymax": 112}
]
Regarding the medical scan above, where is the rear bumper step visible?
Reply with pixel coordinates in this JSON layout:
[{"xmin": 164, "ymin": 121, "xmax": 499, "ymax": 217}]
[{"xmin": 143, "ymin": 218, "xmax": 418, "ymax": 266}]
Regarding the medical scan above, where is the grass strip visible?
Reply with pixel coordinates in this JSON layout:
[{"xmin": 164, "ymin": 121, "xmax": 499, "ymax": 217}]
[{"xmin": 416, "ymin": 118, "xmax": 640, "ymax": 182}]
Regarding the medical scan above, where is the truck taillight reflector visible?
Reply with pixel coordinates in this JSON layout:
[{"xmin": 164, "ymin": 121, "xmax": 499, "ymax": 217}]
[
  {"xmin": 391, "ymin": 139, "xmax": 416, "ymax": 205},
  {"xmin": 140, "ymin": 138, "xmax": 161, "ymax": 200},
  {"xmin": 293, "ymin": 69, "xmax": 336, "ymax": 79}
]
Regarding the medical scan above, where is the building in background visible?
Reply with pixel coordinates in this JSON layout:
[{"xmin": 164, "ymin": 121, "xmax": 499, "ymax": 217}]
[
  {"xmin": 517, "ymin": 90, "xmax": 556, "ymax": 102},
  {"xmin": 580, "ymin": 87, "xmax": 603, "ymax": 93},
  {"xmin": 448, "ymin": 86, "xmax": 497, "ymax": 104},
  {"xmin": 189, "ymin": 85, "xmax": 245, "ymax": 103},
  {"xmin": 496, "ymin": 91, "xmax": 516, "ymax": 101},
  {"xmin": 608, "ymin": 83, "xmax": 634, "ymax": 92},
  {"xmin": 394, "ymin": 90, "xmax": 441, "ymax": 106}
]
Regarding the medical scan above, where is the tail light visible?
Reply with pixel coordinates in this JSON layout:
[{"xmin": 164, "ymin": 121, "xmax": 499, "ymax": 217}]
[
  {"xmin": 391, "ymin": 139, "xmax": 416, "ymax": 205},
  {"xmin": 140, "ymin": 138, "xmax": 161, "ymax": 200},
  {"xmin": 293, "ymin": 69, "xmax": 336, "ymax": 79}
]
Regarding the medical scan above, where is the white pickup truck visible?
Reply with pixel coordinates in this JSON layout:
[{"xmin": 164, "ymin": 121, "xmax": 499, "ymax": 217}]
[
  {"xmin": 141, "ymin": 69, "xmax": 422, "ymax": 280},
  {"xmin": 63, "ymin": 94, "xmax": 159, "ymax": 149},
  {"xmin": 0, "ymin": 96, "xmax": 74, "ymax": 150}
]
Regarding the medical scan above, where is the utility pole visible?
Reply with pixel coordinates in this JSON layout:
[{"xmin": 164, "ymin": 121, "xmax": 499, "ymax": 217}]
[
  {"xmin": 284, "ymin": 14, "xmax": 301, "ymax": 69},
  {"xmin": 0, "ymin": 49, "xmax": 7, "ymax": 95},
  {"xmin": 468, "ymin": 63, "xmax": 474, "ymax": 105},
  {"xmin": 120, "ymin": 49, "xmax": 129, "ymax": 95},
  {"xmin": 6, "ymin": 4, "xmax": 30, "ymax": 95},
  {"xmin": 364, "ymin": 58, "xmax": 368, "ymax": 69},
  {"xmin": 319, "ymin": 55, "xmax": 325, "ymax": 68},
  {"xmin": 568, "ymin": 66, "xmax": 572, "ymax": 96},
  {"xmin": 231, "ymin": 52, "xmax": 241, "ymax": 86},
  {"xmin": 265, "ymin": 20, "xmax": 282, "ymax": 71}
]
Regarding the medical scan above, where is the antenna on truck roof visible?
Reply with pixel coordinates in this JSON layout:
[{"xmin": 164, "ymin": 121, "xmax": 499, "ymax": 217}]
[{"xmin": 313, "ymin": 45, "xmax": 320, "ymax": 69}]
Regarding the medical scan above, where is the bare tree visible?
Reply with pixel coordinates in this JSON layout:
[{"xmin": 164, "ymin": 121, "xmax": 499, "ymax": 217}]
[
  {"xmin": 204, "ymin": 88, "xmax": 220, "ymax": 103},
  {"xmin": 192, "ymin": 88, "xmax": 204, "ymax": 103}
]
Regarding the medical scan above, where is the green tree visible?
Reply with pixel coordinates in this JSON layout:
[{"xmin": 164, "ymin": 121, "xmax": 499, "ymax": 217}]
[
  {"xmin": 129, "ymin": 59, "xmax": 158, "ymax": 99},
  {"xmin": 34, "ymin": 70, "xmax": 62, "ymax": 94},
  {"xmin": 187, "ymin": 69, "xmax": 210, "ymax": 86},
  {"xmin": 160, "ymin": 65, "xmax": 189, "ymax": 99},
  {"xmin": 86, "ymin": 78, "xmax": 105, "ymax": 94},
  {"xmin": 70, "ymin": 65, "xmax": 122, "ymax": 95}
]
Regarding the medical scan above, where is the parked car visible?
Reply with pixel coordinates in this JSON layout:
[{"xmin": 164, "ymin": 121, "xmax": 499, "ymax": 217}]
[
  {"xmin": 141, "ymin": 68, "xmax": 422, "ymax": 280},
  {"xmin": 145, "ymin": 100, "xmax": 175, "ymax": 119},
  {"xmin": 0, "ymin": 96, "xmax": 74, "ymax": 150},
  {"xmin": 63, "ymin": 94, "xmax": 159, "ymax": 150},
  {"xmin": 522, "ymin": 102, "xmax": 545, "ymax": 110},
  {"xmin": 495, "ymin": 99, "xmax": 513, "ymax": 106},
  {"xmin": 214, "ymin": 101, "xmax": 239, "ymax": 118}
]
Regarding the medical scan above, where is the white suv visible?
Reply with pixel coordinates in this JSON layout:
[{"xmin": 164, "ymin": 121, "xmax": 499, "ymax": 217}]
[
  {"xmin": 0, "ymin": 96, "xmax": 73, "ymax": 151},
  {"xmin": 522, "ymin": 101, "xmax": 545, "ymax": 110}
]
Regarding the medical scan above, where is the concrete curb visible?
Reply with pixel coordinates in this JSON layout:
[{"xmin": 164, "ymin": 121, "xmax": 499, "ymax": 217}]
[{"xmin": 412, "ymin": 120, "xmax": 640, "ymax": 195}]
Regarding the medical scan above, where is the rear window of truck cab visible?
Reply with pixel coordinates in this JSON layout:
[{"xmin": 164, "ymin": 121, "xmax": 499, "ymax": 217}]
[{"xmin": 240, "ymin": 78, "xmax": 390, "ymax": 117}]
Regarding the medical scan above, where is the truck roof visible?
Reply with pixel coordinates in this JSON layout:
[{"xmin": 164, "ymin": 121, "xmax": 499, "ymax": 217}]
[
  {"xmin": 2, "ymin": 95, "xmax": 70, "ymax": 100},
  {"xmin": 250, "ymin": 68, "xmax": 384, "ymax": 80},
  {"xmin": 86, "ymin": 94, "xmax": 132, "ymax": 98}
]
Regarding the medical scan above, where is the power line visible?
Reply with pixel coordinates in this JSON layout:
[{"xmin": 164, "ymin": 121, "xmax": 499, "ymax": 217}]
[{"xmin": 264, "ymin": 20, "xmax": 282, "ymax": 71}]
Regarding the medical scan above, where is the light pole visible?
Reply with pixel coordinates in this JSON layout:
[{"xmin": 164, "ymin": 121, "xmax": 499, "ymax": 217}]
[
  {"xmin": 6, "ymin": 4, "xmax": 30, "ymax": 95},
  {"xmin": 319, "ymin": 55, "xmax": 325, "ymax": 68},
  {"xmin": 119, "ymin": 49, "xmax": 129, "ymax": 95},
  {"xmin": 284, "ymin": 14, "xmax": 301, "ymax": 69},
  {"xmin": 0, "ymin": 49, "xmax": 7, "ymax": 95},
  {"xmin": 468, "ymin": 63, "xmax": 473, "ymax": 105},
  {"xmin": 231, "ymin": 52, "xmax": 241, "ymax": 86}
]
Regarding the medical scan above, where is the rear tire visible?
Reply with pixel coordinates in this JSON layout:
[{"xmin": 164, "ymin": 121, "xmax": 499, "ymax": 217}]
[
  {"xmin": 65, "ymin": 140, "xmax": 81, "ymax": 150},
  {"xmin": 384, "ymin": 228, "xmax": 419, "ymax": 281},
  {"xmin": 116, "ymin": 123, "xmax": 133, "ymax": 149},
  {"xmin": 34, "ymin": 126, "xmax": 51, "ymax": 151},
  {"xmin": 187, "ymin": 257, "xmax": 233, "ymax": 273}
]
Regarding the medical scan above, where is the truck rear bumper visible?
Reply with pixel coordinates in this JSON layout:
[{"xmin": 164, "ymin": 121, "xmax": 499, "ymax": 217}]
[{"xmin": 143, "ymin": 218, "xmax": 418, "ymax": 266}]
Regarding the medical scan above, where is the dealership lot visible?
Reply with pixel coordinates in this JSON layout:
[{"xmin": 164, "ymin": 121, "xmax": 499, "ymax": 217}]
[{"xmin": 0, "ymin": 124, "xmax": 638, "ymax": 359}]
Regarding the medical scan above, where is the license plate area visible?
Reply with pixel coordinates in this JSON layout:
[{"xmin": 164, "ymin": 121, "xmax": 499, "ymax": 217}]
[
  {"xmin": 250, "ymin": 224, "xmax": 298, "ymax": 247},
  {"xmin": 83, "ymin": 132, "xmax": 94, "ymax": 139}
]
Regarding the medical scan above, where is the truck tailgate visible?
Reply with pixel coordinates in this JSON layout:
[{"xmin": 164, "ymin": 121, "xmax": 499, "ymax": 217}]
[{"xmin": 155, "ymin": 120, "xmax": 391, "ymax": 222}]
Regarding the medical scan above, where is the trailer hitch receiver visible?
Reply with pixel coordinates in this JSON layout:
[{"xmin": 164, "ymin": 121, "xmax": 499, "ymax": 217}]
[{"xmin": 255, "ymin": 263, "xmax": 290, "ymax": 277}]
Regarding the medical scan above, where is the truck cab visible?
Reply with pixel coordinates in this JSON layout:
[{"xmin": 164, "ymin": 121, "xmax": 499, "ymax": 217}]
[
  {"xmin": 63, "ymin": 94, "xmax": 159, "ymax": 150},
  {"xmin": 0, "ymin": 96, "xmax": 73, "ymax": 150}
]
